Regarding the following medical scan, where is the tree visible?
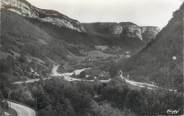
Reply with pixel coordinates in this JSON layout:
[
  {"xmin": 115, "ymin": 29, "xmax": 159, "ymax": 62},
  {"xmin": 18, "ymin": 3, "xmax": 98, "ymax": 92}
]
[
  {"xmin": 0, "ymin": 73, "xmax": 12, "ymax": 98},
  {"xmin": 78, "ymin": 71, "xmax": 86, "ymax": 79}
]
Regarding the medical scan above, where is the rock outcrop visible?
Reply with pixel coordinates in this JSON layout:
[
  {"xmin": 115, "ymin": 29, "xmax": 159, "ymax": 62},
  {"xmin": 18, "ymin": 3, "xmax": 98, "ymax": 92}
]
[
  {"xmin": 1, "ymin": 0, "xmax": 85, "ymax": 32},
  {"xmin": 1, "ymin": 0, "xmax": 160, "ymax": 41},
  {"xmin": 119, "ymin": 3, "xmax": 184, "ymax": 90},
  {"xmin": 141, "ymin": 26, "xmax": 160, "ymax": 42},
  {"xmin": 83, "ymin": 22, "xmax": 160, "ymax": 42}
]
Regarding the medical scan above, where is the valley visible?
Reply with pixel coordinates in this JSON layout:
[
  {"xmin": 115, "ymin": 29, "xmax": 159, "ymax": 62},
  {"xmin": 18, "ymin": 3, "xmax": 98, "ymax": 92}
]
[
  {"xmin": 14, "ymin": 64, "xmax": 177, "ymax": 92},
  {"xmin": 0, "ymin": 0, "xmax": 183, "ymax": 116}
]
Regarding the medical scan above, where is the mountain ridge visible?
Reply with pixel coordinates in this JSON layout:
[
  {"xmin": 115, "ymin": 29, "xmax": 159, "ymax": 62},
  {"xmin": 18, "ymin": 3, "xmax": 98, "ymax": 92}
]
[
  {"xmin": 83, "ymin": 22, "xmax": 160, "ymax": 41},
  {"xmin": 1, "ymin": 0, "xmax": 160, "ymax": 42},
  {"xmin": 118, "ymin": 3, "xmax": 184, "ymax": 91},
  {"xmin": 1, "ymin": 0, "xmax": 86, "ymax": 32}
]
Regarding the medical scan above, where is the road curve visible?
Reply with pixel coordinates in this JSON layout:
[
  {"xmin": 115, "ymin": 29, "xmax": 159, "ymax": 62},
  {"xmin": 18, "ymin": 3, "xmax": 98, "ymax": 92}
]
[
  {"xmin": 7, "ymin": 101, "xmax": 36, "ymax": 116},
  {"xmin": 13, "ymin": 65, "xmax": 176, "ymax": 92},
  {"xmin": 120, "ymin": 73, "xmax": 177, "ymax": 92}
]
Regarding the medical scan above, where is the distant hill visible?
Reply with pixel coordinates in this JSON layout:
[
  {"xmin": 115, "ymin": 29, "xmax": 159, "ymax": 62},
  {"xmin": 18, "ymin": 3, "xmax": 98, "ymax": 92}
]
[
  {"xmin": 83, "ymin": 22, "xmax": 160, "ymax": 43},
  {"xmin": 118, "ymin": 3, "xmax": 184, "ymax": 91}
]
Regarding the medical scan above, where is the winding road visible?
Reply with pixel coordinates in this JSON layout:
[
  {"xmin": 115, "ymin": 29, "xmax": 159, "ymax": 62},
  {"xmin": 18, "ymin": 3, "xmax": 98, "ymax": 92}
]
[
  {"xmin": 14, "ymin": 65, "xmax": 111, "ymax": 84},
  {"xmin": 50, "ymin": 65, "xmax": 111, "ymax": 83},
  {"xmin": 14, "ymin": 65, "xmax": 176, "ymax": 92},
  {"xmin": 50, "ymin": 65, "xmax": 177, "ymax": 92},
  {"xmin": 10, "ymin": 65, "xmax": 177, "ymax": 116},
  {"xmin": 7, "ymin": 101, "xmax": 36, "ymax": 116},
  {"xmin": 120, "ymin": 72, "xmax": 177, "ymax": 92}
]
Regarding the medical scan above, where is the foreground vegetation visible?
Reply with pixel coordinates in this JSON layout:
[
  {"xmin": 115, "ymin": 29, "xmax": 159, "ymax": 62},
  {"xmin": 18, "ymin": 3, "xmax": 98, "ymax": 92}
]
[
  {"xmin": 0, "ymin": 54, "xmax": 183, "ymax": 116},
  {"xmin": 0, "ymin": 74, "xmax": 183, "ymax": 116}
]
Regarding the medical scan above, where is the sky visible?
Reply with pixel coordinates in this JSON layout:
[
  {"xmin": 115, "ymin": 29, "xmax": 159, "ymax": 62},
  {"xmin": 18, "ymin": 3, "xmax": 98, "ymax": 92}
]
[{"xmin": 28, "ymin": 0, "xmax": 183, "ymax": 28}]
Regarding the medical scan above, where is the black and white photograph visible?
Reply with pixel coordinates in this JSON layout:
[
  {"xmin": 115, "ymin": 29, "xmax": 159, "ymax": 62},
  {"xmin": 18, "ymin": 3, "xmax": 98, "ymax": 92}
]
[{"xmin": 0, "ymin": 0, "xmax": 184, "ymax": 116}]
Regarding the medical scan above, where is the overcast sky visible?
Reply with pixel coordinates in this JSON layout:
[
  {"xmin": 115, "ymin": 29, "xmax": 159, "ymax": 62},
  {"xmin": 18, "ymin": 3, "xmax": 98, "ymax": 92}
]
[{"xmin": 28, "ymin": 0, "xmax": 183, "ymax": 28}]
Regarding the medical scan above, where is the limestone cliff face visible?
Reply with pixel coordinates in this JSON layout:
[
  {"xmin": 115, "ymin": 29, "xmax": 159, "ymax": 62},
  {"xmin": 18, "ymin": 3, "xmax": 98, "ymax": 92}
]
[
  {"xmin": 1, "ymin": 0, "xmax": 85, "ymax": 32},
  {"xmin": 1, "ymin": 0, "xmax": 160, "ymax": 42},
  {"xmin": 141, "ymin": 26, "xmax": 160, "ymax": 42},
  {"xmin": 120, "ymin": 23, "xmax": 160, "ymax": 41},
  {"xmin": 120, "ymin": 22, "xmax": 143, "ymax": 40},
  {"xmin": 110, "ymin": 24, "xmax": 123, "ymax": 35},
  {"xmin": 83, "ymin": 22, "xmax": 160, "ymax": 42}
]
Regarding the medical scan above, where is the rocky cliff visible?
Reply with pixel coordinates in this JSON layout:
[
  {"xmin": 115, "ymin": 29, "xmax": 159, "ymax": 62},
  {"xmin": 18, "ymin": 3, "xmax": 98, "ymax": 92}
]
[
  {"xmin": 1, "ymin": 0, "xmax": 85, "ymax": 32},
  {"xmin": 1, "ymin": 0, "xmax": 160, "ymax": 42},
  {"xmin": 119, "ymin": 3, "xmax": 184, "ymax": 90},
  {"xmin": 83, "ymin": 22, "xmax": 160, "ymax": 42}
]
